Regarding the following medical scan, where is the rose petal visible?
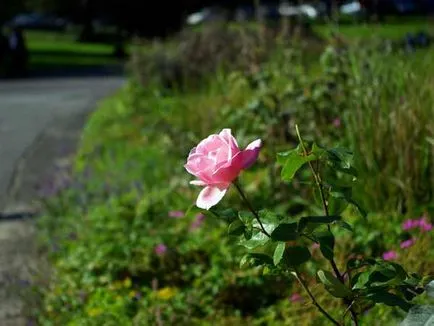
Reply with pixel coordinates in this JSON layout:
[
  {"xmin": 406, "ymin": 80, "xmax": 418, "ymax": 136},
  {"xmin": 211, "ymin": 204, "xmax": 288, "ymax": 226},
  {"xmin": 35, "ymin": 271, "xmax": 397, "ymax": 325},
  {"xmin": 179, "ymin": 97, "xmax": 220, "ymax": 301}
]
[
  {"xmin": 196, "ymin": 186, "xmax": 228, "ymax": 210},
  {"xmin": 242, "ymin": 139, "xmax": 262, "ymax": 169},
  {"xmin": 196, "ymin": 135, "xmax": 226, "ymax": 154},
  {"xmin": 219, "ymin": 129, "xmax": 239, "ymax": 149},
  {"xmin": 190, "ymin": 180, "xmax": 207, "ymax": 186},
  {"xmin": 212, "ymin": 151, "xmax": 244, "ymax": 184}
]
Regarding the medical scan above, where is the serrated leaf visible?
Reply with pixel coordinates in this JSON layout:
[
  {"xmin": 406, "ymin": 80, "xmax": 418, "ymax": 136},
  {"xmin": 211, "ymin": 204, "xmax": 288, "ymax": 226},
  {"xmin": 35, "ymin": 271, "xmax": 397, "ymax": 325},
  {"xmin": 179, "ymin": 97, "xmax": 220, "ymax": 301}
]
[
  {"xmin": 273, "ymin": 242, "xmax": 286, "ymax": 265},
  {"xmin": 228, "ymin": 219, "xmax": 245, "ymax": 236},
  {"xmin": 283, "ymin": 246, "xmax": 311, "ymax": 267},
  {"xmin": 270, "ymin": 223, "xmax": 298, "ymax": 241},
  {"xmin": 298, "ymin": 215, "xmax": 341, "ymax": 232},
  {"xmin": 400, "ymin": 305, "xmax": 434, "ymax": 326},
  {"xmin": 277, "ymin": 146, "xmax": 317, "ymax": 182},
  {"xmin": 317, "ymin": 270, "xmax": 352, "ymax": 298},
  {"xmin": 316, "ymin": 230, "xmax": 335, "ymax": 261}
]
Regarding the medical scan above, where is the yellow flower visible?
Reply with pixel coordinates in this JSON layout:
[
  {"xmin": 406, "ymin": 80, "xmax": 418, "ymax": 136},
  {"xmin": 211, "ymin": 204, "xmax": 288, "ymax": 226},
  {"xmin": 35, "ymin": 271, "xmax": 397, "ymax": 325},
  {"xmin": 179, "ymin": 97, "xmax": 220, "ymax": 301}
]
[
  {"xmin": 87, "ymin": 308, "xmax": 103, "ymax": 317},
  {"xmin": 156, "ymin": 287, "xmax": 178, "ymax": 300}
]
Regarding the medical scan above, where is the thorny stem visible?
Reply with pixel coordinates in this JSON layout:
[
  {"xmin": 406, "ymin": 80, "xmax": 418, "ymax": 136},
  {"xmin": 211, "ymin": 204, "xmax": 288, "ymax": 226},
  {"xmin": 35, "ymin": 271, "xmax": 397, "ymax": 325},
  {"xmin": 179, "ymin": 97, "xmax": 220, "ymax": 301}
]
[
  {"xmin": 295, "ymin": 124, "xmax": 359, "ymax": 326},
  {"xmin": 293, "ymin": 268, "xmax": 341, "ymax": 326},
  {"xmin": 233, "ymin": 180, "xmax": 270, "ymax": 237}
]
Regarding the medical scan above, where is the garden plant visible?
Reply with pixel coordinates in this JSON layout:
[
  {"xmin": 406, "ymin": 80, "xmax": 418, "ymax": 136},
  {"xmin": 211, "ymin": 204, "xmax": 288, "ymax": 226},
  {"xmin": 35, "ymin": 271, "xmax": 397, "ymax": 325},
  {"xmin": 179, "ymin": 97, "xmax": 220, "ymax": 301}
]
[{"xmin": 34, "ymin": 22, "xmax": 434, "ymax": 325}]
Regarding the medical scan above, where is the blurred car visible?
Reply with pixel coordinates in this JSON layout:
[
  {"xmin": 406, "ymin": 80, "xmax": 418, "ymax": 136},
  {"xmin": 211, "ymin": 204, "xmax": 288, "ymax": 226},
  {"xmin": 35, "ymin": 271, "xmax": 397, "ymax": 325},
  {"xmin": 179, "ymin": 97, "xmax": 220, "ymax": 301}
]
[
  {"xmin": 340, "ymin": 1, "xmax": 363, "ymax": 15},
  {"xmin": 186, "ymin": 7, "xmax": 230, "ymax": 25},
  {"xmin": 6, "ymin": 13, "xmax": 69, "ymax": 31}
]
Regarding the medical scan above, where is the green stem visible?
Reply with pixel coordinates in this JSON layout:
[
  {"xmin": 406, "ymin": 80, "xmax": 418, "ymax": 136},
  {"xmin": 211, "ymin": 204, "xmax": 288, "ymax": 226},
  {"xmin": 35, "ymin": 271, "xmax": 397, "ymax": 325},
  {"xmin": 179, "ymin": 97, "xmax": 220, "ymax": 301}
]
[
  {"xmin": 295, "ymin": 124, "xmax": 359, "ymax": 326},
  {"xmin": 233, "ymin": 180, "xmax": 270, "ymax": 237},
  {"xmin": 293, "ymin": 269, "xmax": 341, "ymax": 326}
]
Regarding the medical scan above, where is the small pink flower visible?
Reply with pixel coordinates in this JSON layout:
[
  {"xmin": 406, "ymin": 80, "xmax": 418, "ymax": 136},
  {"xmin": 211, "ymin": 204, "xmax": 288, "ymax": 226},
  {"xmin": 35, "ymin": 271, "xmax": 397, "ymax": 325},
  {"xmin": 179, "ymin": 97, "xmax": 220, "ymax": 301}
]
[
  {"xmin": 400, "ymin": 238, "xmax": 415, "ymax": 249},
  {"xmin": 185, "ymin": 129, "xmax": 261, "ymax": 209},
  {"xmin": 190, "ymin": 213, "xmax": 206, "ymax": 231},
  {"xmin": 382, "ymin": 250, "xmax": 398, "ymax": 261},
  {"xmin": 332, "ymin": 118, "xmax": 341, "ymax": 128},
  {"xmin": 154, "ymin": 244, "xmax": 167, "ymax": 256},
  {"xmin": 419, "ymin": 216, "xmax": 432, "ymax": 232},
  {"xmin": 402, "ymin": 219, "xmax": 419, "ymax": 231},
  {"xmin": 169, "ymin": 210, "xmax": 184, "ymax": 218},
  {"xmin": 290, "ymin": 293, "xmax": 303, "ymax": 303}
]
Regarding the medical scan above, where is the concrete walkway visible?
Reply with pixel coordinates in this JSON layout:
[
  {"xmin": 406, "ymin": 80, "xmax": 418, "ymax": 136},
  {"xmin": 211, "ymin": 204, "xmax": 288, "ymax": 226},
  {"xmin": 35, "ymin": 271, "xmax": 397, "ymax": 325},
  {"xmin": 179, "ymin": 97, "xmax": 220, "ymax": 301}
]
[{"xmin": 0, "ymin": 76, "xmax": 125, "ymax": 325}]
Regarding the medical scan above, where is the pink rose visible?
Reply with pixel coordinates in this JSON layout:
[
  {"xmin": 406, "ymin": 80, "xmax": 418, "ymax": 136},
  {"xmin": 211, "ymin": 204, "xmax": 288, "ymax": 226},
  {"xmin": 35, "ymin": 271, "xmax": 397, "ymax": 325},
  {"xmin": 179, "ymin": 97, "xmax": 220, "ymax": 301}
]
[{"xmin": 185, "ymin": 129, "xmax": 261, "ymax": 209}]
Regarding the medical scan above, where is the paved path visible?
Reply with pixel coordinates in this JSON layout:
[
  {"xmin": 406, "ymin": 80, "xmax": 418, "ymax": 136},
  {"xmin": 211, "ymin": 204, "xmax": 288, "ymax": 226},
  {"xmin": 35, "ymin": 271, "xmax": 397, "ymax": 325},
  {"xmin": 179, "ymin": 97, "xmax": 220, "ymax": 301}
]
[{"xmin": 0, "ymin": 76, "xmax": 125, "ymax": 325}]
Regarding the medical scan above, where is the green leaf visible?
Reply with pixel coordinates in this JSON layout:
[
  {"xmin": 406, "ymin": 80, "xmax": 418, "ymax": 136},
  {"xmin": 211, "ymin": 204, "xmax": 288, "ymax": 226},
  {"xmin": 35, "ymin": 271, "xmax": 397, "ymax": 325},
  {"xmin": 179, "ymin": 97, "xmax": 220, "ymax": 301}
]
[
  {"xmin": 273, "ymin": 242, "xmax": 286, "ymax": 266},
  {"xmin": 311, "ymin": 142, "xmax": 327, "ymax": 158},
  {"xmin": 317, "ymin": 270, "xmax": 352, "ymax": 298},
  {"xmin": 399, "ymin": 285, "xmax": 425, "ymax": 301},
  {"xmin": 239, "ymin": 211, "xmax": 254, "ymax": 225},
  {"xmin": 369, "ymin": 262, "xmax": 407, "ymax": 287},
  {"xmin": 352, "ymin": 271, "xmax": 371, "ymax": 290},
  {"xmin": 298, "ymin": 215, "xmax": 342, "ymax": 232},
  {"xmin": 329, "ymin": 186, "xmax": 367, "ymax": 219},
  {"xmin": 426, "ymin": 280, "xmax": 434, "ymax": 298},
  {"xmin": 327, "ymin": 196, "xmax": 349, "ymax": 216},
  {"xmin": 209, "ymin": 208, "xmax": 237, "ymax": 222},
  {"xmin": 240, "ymin": 231, "xmax": 269, "ymax": 250},
  {"xmin": 228, "ymin": 219, "xmax": 245, "ymax": 236},
  {"xmin": 244, "ymin": 227, "xmax": 253, "ymax": 240},
  {"xmin": 347, "ymin": 258, "xmax": 377, "ymax": 271},
  {"xmin": 243, "ymin": 253, "xmax": 274, "ymax": 267},
  {"xmin": 257, "ymin": 209, "xmax": 285, "ymax": 234},
  {"xmin": 316, "ymin": 230, "xmax": 335, "ymax": 261},
  {"xmin": 336, "ymin": 220, "xmax": 354, "ymax": 232},
  {"xmin": 367, "ymin": 291, "xmax": 413, "ymax": 312},
  {"xmin": 283, "ymin": 246, "xmax": 311, "ymax": 267},
  {"xmin": 277, "ymin": 145, "xmax": 317, "ymax": 182},
  {"xmin": 326, "ymin": 147, "xmax": 354, "ymax": 171},
  {"xmin": 240, "ymin": 254, "xmax": 249, "ymax": 268},
  {"xmin": 270, "ymin": 223, "xmax": 298, "ymax": 241},
  {"xmin": 400, "ymin": 305, "xmax": 434, "ymax": 326}
]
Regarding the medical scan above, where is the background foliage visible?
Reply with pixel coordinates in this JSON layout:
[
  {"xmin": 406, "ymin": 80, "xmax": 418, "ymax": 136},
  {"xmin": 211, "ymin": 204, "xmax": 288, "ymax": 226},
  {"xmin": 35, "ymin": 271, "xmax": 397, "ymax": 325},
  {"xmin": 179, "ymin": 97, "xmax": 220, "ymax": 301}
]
[{"xmin": 34, "ymin": 21, "xmax": 434, "ymax": 325}]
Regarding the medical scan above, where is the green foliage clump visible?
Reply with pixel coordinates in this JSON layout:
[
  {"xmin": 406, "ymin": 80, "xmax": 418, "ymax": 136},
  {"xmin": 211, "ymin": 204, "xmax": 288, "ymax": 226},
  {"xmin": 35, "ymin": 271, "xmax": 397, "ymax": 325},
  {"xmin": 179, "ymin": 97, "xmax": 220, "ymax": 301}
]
[{"xmin": 35, "ymin": 27, "xmax": 434, "ymax": 325}]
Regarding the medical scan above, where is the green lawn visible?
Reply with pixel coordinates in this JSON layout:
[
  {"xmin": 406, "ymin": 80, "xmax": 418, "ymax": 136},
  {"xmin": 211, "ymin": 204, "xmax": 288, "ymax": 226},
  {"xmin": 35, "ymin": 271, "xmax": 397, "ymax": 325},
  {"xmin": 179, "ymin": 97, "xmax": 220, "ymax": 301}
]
[
  {"xmin": 313, "ymin": 18, "xmax": 434, "ymax": 40},
  {"xmin": 25, "ymin": 30, "xmax": 124, "ymax": 72}
]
